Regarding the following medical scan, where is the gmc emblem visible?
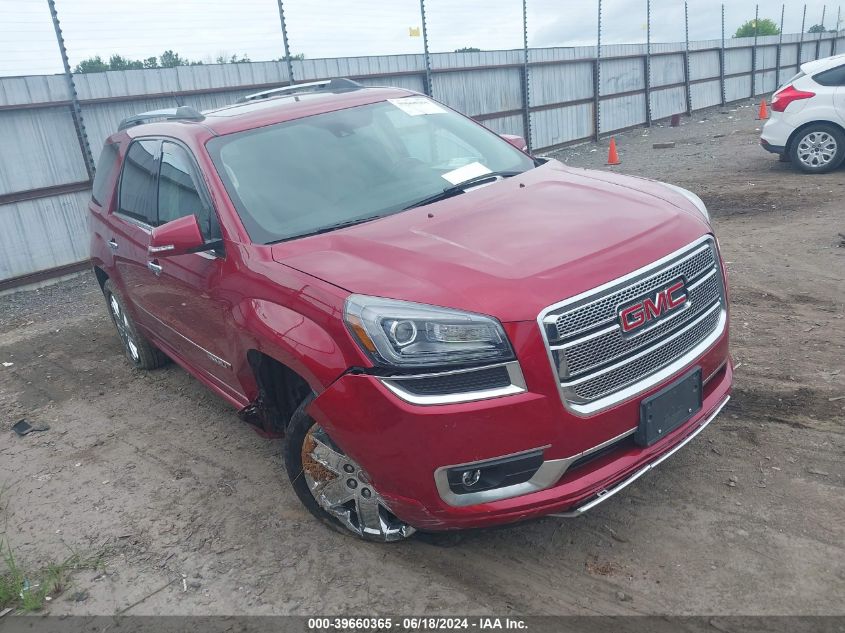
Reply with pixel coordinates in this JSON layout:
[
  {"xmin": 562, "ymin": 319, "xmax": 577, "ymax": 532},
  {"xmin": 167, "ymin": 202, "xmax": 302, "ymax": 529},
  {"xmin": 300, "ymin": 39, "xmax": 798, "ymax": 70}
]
[{"xmin": 618, "ymin": 279, "xmax": 688, "ymax": 334}]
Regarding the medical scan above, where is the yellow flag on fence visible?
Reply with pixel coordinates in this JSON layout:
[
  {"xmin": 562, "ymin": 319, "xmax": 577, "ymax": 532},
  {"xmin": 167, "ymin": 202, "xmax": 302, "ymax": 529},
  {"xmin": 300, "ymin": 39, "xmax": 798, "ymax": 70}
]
[{"xmin": 409, "ymin": 26, "xmax": 421, "ymax": 37}]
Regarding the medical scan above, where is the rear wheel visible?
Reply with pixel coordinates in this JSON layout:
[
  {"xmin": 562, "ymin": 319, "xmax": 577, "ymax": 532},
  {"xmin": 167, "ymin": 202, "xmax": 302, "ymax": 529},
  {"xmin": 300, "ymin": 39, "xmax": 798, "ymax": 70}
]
[
  {"xmin": 102, "ymin": 280, "xmax": 168, "ymax": 370},
  {"xmin": 789, "ymin": 124, "xmax": 845, "ymax": 173},
  {"xmin": 284, "ymin": 397, "xmax": 416, "ymax": 542}
]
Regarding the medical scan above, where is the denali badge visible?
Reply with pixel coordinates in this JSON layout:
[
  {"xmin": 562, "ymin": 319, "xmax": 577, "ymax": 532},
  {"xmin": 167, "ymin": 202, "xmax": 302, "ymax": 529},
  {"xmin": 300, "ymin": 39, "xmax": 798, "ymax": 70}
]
[{"xmin": 618, "ymin": 279, "xmax": 688, "ymax": 334}]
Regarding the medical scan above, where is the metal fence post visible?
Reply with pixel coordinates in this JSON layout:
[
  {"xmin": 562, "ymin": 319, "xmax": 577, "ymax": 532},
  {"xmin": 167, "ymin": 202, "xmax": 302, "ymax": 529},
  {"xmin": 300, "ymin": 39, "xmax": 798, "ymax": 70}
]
[
  {"xmin": 594, "ymin": 0, "xmax": 602, "ymax": 141},
  {"xmin": 751, "ymin": 3, "xmax": 759, "ymax": 98},
  {"xmin": 720, "ymin": 4, "xmax": 727, "ymax": 106},
  {"xmin": 776, "ymin": 4, "xmax": 785, "ymax": 87},
  {"xmin": 799, "ymin": 4, "xmax": 807, "ymax": 64},
  {"xmin": 817, "ymin": 5, "xmax": 826, "ymax": 58},
  {"xmin": 684, "ymin": 1, "xmax": 692, "ymax": 114},
  {"xmin": 419, "ymin": 0, "xmax": 433, "ymax": 97},
  {"xmin": 521, "ymin": 0, "xmax": 532, "ymax": 151},
  {"xmin": 47, "ymin": 0, "xmax": 95, "ymax": 180},
  {"xmin": 645, "ymin": 0, "xmax": 652, "ymax": 126},
  {"xmin": 275, "ymin": 0, "xmax": 295, "ymax": 84}
]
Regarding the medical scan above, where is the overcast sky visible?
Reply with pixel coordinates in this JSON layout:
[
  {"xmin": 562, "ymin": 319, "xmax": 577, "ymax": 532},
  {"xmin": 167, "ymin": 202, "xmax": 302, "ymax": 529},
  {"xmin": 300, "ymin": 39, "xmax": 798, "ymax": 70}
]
[{"xmin": 1, "ymin": 0, "xmax": 839, "ymax": 76}]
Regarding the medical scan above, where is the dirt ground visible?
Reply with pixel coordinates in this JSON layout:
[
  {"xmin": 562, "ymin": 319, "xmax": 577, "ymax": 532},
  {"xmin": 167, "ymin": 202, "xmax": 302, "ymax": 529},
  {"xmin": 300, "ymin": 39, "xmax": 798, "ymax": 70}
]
[{"xmin": 0, "ymin": 100, "xmax": 843, "ymax": 616}]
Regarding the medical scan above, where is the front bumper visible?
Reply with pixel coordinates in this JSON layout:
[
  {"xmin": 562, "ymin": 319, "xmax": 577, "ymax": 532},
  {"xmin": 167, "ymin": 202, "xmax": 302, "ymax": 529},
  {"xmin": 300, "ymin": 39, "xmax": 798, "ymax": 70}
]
[{"xmin": 307, "ymin": 321, "xmax": 732, "ymax": 531}]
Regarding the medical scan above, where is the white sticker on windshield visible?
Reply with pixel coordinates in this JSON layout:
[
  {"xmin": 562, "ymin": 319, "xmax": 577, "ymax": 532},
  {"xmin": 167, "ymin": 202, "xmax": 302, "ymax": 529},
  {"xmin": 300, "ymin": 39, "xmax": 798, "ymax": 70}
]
[
  {"xmin": 388, "ymin": 97, "xmax": 447, "ymax": 116},
  {"xmin": 441, "ymin": 162, "xmax": 492, "ymax": 185}
]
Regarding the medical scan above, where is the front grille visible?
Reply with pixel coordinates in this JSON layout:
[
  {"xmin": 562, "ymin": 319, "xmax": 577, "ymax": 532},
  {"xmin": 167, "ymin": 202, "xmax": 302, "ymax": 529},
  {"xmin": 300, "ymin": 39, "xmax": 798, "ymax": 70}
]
[
  {"xmin": 558, "ymin": 271, "xmax": 721, "ymax": 378},
  {"xmin": 552, "ymin": 244, "xmax": 716, "ymax": 340},
  {"xmin": 570, "ymin": 304, "xmax": 722, "ymax": 401},
  {"xmin": 540, "ymin": 237, "xmax": 726, "ymax": 414}
]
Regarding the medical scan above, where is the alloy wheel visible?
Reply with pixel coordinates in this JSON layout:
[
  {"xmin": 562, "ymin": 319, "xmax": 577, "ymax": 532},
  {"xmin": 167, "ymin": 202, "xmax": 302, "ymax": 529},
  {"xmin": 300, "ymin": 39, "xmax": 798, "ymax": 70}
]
[
  {"xmin": 300, "ymin": 424, "xmax": 415, "ymax": 542},
  {"xmin": 110, "ymin": 294, "xmax": 140, "ymax": 362},
  {"xmin": 796, "ymin": 131, "xmax": 838, "ymax": 169}
]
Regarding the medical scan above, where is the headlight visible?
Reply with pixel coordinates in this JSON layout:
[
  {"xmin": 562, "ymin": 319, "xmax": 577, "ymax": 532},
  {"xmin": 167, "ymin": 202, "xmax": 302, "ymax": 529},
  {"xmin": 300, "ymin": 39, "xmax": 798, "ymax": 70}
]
[
  {"xmin": 660, "ymin": 182, "xmax": 710, "ymax": 223},
  {"xmin": 344, "ymin": 295, "xmax": 514, "ymax": 369}
]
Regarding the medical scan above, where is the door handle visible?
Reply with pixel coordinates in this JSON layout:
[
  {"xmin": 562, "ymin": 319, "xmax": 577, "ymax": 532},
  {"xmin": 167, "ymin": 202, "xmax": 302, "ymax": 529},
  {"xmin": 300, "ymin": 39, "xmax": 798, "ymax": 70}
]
[
  {"xmin": 107, "ymin": 239, "xmax": 119, "ymax": 251},
  {"xmin": 147, "ymin": 260, "xmax": 163, "ymax": 276}
]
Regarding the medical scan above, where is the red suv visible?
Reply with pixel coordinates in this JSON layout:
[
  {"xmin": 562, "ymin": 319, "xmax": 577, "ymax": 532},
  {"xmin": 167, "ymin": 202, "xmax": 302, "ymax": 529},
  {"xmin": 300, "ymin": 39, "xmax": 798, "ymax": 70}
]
[{"xmin": 89, "ymin": 79, "xmax": 731, "ymax": 542}]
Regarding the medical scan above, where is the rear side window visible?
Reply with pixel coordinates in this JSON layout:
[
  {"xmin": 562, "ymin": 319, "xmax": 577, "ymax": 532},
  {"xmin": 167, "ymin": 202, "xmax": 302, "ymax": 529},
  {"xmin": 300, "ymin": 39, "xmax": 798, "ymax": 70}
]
[
  {"xmin": 92, "ymin": 143, "xmax": 120, "ymax": 206},
  {"xmin": 118, "ymin": 140, "xmax": 160, "ymax": 225},
  {"xmin": 814, "ymin": 65, "xmax": 845, "ymax": 87},
  {"xmin": 158, "ymin": 142, "xmax": 220, "ymax": 239}
]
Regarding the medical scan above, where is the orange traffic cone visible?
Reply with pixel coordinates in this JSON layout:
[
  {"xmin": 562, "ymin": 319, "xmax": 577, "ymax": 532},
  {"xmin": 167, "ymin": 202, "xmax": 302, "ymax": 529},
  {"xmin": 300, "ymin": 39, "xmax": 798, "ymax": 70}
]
[
  {"xmin": 757, "ymin": 98, "xmax": 769, "ymax": 120},
  {"xmin": 607, "ymin": 137, "xmax": 621, "ymax": 165}
]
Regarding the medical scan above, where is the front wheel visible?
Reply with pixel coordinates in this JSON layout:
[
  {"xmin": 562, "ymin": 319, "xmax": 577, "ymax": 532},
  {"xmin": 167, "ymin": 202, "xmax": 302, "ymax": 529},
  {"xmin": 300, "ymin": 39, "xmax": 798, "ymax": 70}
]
[
  {"xmin": 789, "ymin": 124, "xmax": 845, "ymax": 173},
  {"xmin": 284, "ymin": 397, "xmax": 416, "ymax": 542},
  {"xmin": 102, "ymin": 280, "xmax": 168, "ymax": 370}
]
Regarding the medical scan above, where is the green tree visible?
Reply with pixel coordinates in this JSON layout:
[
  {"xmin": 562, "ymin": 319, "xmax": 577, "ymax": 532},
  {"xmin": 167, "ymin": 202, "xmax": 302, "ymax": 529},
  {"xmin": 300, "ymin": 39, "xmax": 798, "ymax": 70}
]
[
  {"xmin": 158, "ymin": 50, "xmax": 185, "ymax": 68},
  {"xmin": 142, "ymin": 56, "xmax": 159, "ymax": 69},
  {"xmin": 215, "ymin": 53, "xmax": 251, "ymax": 64},
  {"xmin": 734, "ymin": 18, "xmax": 780, "ymax": 38},
  {"xmin": 73, "ymin": 56, "xmax": 109, "ymax": 73},
  {"xmin": 807, "ymin": 24, "xmax": 835, "ymax": 33},
  {"xmin": 278, "ymin": 53, "xmax": 305, "ymax": 61},
  {"xmin": 107, "ymin": 54, "xmax": 143, "ymax": 71},
  {"xmin": 454, "ymin": 46, "xmax": 481, "ymax": 53}
]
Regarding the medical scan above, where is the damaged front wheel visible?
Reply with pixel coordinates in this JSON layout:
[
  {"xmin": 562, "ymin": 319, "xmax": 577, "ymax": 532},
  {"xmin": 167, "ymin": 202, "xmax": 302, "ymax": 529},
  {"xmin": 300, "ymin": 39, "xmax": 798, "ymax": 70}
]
[{"xmin": 284, "ymin": 397, "xmax": 415, "ymax": 542}]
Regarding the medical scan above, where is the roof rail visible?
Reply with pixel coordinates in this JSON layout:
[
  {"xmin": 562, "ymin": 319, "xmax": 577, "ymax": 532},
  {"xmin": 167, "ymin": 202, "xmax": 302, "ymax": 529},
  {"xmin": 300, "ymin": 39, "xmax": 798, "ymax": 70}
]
[
  {"xmin": 118, "ymin": 106, "xmax": 205, "ymax": 131},
  {"xmin": 237, "ymin": 78, "xmax": 364, "ymax": 103}
]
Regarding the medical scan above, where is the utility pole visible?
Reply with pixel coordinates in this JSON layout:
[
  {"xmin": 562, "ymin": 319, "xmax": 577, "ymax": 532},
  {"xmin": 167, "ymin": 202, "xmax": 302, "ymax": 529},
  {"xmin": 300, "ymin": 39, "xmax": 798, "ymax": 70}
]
[
  {"xmin": 751, "ymin": 4, "xmax": 759, "ymax": 98},
  {"xmin": 645, "ymin": 0, "xmax": 652, "ymax": 125},
  {"xmin": 776, "ymin": 4, "xmax": 785, "ymax": 87},
  {"xmin": 684, "ymin": 1, "xmax": 692, "ymax": 113},
  {"xmin": 275, "ymin": 0, "xmax": 295, "ymax": 85},
  {"xmin": 799, "ymin": 4, "xmax": 807, "ymax": 64},
  {"xmin": 595, "ymin": 0, "xmax": 602, "ymax": 141},
  {"xmin": 419, "ymin": 0, "xmax": 433, "ymax": 96},
  {"xmin": 47, "ymin": 0, "xmax": 95, "ymax": 179},
  {"xmin": 720, "ymin": 4, "xmax": 726, "ymax": 106},
  {"xmin": 521, "ymin": 0, "xmax": 531, "ymax": 151}
]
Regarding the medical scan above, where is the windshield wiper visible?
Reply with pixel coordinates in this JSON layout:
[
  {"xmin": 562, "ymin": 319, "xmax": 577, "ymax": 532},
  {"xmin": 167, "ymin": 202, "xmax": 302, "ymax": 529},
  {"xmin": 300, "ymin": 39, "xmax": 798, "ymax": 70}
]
[
  {"xmin": 403, "ymin": 170, "xmax": 524, "ymax": 210},
  {"xmin": 268, "ymin": 214, "xmax": 387, "ymax": 244}
]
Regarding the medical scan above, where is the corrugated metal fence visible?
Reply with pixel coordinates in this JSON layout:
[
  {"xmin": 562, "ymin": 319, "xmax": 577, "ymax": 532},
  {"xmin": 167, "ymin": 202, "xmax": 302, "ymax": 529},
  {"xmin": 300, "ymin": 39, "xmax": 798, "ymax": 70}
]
[{"xmin": 1, "ymin": 31, "xmax": 842, "ymax": 288}]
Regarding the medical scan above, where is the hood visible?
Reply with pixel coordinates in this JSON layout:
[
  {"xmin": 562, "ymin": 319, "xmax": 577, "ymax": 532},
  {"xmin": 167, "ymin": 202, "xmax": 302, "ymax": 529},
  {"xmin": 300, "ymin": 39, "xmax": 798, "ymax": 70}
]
[{"xmin": 271, "ymin": 160, "xmax": 711, "ymax": 322}]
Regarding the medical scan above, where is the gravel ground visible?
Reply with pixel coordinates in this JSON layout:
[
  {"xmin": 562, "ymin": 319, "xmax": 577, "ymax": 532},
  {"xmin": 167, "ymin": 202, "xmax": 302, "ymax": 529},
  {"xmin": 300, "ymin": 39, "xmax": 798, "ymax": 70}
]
[{"xmin": 0, "ymin": 102, "xmax": 843, "ymax": 616}]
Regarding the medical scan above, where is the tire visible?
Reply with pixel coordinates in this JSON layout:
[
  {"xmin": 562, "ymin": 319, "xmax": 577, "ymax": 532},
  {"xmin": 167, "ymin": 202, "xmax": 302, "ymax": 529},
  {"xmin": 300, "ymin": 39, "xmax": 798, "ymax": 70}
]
[
  {"xmin": 102, "ymin": 280, "xmax": 168, "ymax": 370},
  {"xmin": 284, "ymin": 396, "xmax": 416, "ymax": 542},
  {"xmin": 789, "ymin": 123, "xmax": 845, "ymax": 174}
]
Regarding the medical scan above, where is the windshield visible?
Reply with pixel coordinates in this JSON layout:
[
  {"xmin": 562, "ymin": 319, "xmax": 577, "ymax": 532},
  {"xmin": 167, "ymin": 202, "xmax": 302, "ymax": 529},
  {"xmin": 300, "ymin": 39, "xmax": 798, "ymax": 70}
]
[{"xmin": 207, "ymin": 97, "xmax": 535, "ymax": 244}]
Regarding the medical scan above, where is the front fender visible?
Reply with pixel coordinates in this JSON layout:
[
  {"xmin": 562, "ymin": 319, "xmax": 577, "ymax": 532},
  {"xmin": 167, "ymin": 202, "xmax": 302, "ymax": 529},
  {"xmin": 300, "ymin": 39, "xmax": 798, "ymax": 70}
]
[{"xmin": 234, "ymin": 298, "xmax": 364, "ymax": 396}]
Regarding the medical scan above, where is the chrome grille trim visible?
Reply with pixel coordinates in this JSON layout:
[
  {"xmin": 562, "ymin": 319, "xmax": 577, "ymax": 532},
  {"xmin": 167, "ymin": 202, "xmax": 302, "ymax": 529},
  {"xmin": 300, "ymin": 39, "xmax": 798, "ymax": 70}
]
[
  {"xmin": 545, "ymin": 241, "xmax": 716, "ymax": 342},
  {"xmin": 566, "ymin": 303, "xmax": 722, "ymax": 397},
  {"xmin": 553, "ymin": 272, "xmax": 722, "ymax": 378},
  {"xmin": 537, "ymin": 235, "xmax": 726, "ymax": 417}
]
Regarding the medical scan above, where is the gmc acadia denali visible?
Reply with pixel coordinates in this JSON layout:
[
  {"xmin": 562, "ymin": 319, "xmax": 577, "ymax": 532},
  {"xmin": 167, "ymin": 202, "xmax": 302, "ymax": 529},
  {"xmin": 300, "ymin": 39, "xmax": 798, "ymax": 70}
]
[{"xmin": 89, "ymin": 79, "xmax": 732, "ymax": 542}]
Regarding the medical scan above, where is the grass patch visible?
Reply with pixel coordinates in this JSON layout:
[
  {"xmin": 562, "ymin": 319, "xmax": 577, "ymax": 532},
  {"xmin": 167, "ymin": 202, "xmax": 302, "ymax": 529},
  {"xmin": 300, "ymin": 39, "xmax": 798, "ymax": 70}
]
[
  {"xmin": 0, "ymin": 540, "xmax": 105, "ymax": 612},
  {"xmin": 0, "ymin": 487, "xmax": 106, "ymax": 612}
]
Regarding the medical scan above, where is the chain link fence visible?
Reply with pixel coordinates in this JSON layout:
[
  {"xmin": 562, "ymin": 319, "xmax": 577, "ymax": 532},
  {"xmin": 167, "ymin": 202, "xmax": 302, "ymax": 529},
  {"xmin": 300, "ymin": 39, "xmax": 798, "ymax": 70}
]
[{"xmin": 0, "ymin": 1, "xmax": 843, "ymax": 287}]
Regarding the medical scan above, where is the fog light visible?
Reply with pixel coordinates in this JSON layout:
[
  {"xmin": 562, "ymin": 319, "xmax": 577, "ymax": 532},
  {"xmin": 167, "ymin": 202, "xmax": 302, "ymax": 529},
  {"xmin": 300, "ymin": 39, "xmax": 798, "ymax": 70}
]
[
  {"xmin": 461, "ymin": 469, "xmax": 482, "ymax": 487},
  {"xmin": 446, "ymin": 450, "xmax": 544, "ymax": 495}
]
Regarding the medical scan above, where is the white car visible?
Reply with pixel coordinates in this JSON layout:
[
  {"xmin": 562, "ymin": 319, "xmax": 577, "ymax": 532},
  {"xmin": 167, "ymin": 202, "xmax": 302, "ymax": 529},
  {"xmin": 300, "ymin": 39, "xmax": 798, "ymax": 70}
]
[{"xmin": 761, "ymin": 53, "xmax": 845, "ymax": 173}]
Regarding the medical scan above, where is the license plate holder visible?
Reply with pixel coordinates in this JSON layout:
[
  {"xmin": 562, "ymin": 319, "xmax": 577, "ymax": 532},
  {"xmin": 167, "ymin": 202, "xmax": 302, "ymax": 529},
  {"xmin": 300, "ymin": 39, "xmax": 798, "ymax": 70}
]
[{"xmin": 636, "ymin": 368, "xmax": 702, "ymax": 447}]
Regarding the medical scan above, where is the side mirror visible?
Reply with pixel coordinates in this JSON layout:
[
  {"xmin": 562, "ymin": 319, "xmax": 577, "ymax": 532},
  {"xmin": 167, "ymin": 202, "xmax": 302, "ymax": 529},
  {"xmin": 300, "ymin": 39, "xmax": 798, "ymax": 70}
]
[
  {"xmin": 148, "ymin": 215, "xmax": 205, "ymax": 257},
  {"xmin": 500, "ymin": 134, "xmax": 528, "ymax": 152}
]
